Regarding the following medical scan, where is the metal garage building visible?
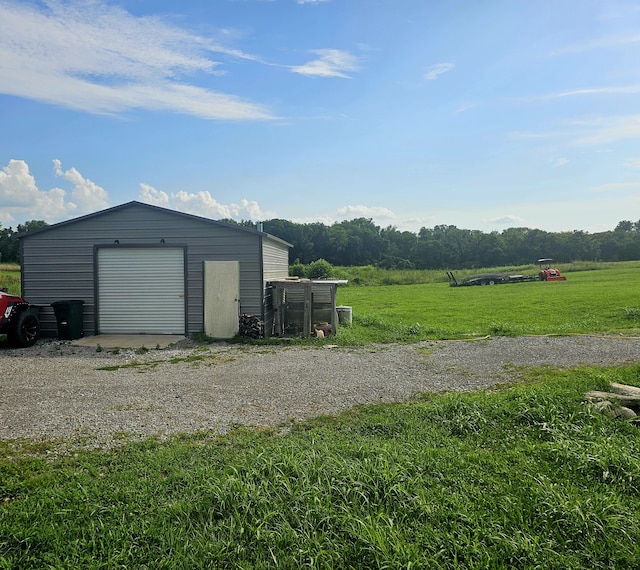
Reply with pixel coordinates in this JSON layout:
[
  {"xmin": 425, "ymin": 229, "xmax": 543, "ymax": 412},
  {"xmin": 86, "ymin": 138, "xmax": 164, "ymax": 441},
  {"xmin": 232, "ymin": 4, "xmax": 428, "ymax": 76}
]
[{"xmin": 18, "ymin": 201, "xmax": 291, "ymax": 339}]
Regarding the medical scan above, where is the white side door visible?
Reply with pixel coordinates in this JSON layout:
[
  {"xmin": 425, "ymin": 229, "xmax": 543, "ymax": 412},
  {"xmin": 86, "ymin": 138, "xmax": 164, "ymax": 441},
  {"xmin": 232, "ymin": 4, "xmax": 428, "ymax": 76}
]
[{"xmin": 203, "ymin": 261, "xmax": 240, "ymax": 339}]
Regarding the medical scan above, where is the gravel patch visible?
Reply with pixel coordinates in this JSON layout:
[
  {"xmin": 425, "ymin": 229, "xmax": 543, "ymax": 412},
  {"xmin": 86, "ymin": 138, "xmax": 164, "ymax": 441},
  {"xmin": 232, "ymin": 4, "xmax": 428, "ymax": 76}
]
[{"xmin": 2, "ymin": 335, "xmax": 640, "ymax": 449}]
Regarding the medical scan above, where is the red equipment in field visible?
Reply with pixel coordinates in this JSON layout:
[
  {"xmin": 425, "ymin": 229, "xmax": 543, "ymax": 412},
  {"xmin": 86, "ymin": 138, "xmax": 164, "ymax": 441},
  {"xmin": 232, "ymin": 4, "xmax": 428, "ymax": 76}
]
[
  {"xmin": 538, "ymin": 259, "xmax": 567, "ymax": 281},
  {"xmin": 0, "ymin": 290, "xmax": 40, "ymax": 347}
]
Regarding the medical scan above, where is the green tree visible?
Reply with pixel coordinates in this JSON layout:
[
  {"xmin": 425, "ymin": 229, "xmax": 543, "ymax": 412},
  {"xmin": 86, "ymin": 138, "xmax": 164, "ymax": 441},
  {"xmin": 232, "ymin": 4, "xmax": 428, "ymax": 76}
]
[
  {"xmin": 307, "ymin": 259, "xmax": 333, "ymax": 279},
  {"xmin": 0, "ymin": 226, "xmax": 17, "ymax": 263},
  {"xmin": 288, "ymin": 261, "xmax": 306, "ymax": 278},
  {"xmin": 615, "ymin": 220, "xmax": 634, "ymax": 232},
  {"xmin": 0, "ymin": 220, "xmax": 49, "ymax": 264}
]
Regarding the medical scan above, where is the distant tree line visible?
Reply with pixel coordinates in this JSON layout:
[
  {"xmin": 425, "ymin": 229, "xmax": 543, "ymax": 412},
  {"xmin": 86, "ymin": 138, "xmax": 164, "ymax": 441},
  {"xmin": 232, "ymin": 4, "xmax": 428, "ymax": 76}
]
[
  {"xmin": 2, "ymin": 218, "xmax": 639, "ymax": 269},
  {"xmin": 0, "ymin": 221, "xmax": 48, "ymax": 264},
  {"xmin": 259, "ymin": 218, "xmax": 640, "ymax": 269}
]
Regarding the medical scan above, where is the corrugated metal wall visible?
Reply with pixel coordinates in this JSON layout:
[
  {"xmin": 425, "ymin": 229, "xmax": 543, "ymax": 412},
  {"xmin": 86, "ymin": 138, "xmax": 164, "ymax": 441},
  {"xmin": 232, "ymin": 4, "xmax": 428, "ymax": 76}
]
[
  {"xmin": 19, "ymin": 202, "xmax": 290, "ymax": 338},
  {"xmin": 261, "ymin": 238, "xmax": 290, "ymax": 335},
  {"xmin": 97, "ymin": 247, "xmax": 186, "ymax": 334}
]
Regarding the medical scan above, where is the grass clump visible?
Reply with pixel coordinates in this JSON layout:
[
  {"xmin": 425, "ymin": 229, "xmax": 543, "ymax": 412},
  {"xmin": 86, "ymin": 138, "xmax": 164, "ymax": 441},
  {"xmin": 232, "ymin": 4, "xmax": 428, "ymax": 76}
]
[
  {"xmin": 2, "ymin": 365, "xmax": 640, "ymax": 568},
  {"xmin": 624, "ymin": 307, "xmax": 640, "ymax": 320}
]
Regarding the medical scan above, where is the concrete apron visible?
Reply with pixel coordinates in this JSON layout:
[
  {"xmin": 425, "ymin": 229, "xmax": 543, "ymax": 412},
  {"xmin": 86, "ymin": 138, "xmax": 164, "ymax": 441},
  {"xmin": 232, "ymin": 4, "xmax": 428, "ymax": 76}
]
[{"xmin": 72, "ymin": 334, "xmax": 186, "ymax": 349}]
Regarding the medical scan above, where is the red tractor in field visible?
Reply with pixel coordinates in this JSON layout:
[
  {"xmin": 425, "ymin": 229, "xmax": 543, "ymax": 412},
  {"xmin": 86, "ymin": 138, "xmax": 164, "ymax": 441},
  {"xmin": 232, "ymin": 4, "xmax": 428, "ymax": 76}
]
[
  {"xmin": 447, "ymin": 258, "xmax": 568, "ymax": 287},
  {"xmin": 537, "ymin": 259, "xmax": 567, "ymax": 281},
  {"xmin": 0, "ymin": 290, "xmax": 40, "ymax": 347}
]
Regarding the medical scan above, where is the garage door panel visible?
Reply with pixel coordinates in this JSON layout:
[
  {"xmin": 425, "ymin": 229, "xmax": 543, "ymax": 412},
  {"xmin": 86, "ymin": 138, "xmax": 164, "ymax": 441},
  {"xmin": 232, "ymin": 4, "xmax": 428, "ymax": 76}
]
[{"xmin": 98, "ymin": 248, "xmax": 185, "ymax": 334}]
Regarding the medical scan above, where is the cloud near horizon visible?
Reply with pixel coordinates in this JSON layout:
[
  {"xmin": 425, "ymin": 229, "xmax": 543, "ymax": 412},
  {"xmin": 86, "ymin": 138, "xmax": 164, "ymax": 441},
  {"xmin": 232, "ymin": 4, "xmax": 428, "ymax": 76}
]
[
  {"xmin": 485, "ymin": 214, "xmax": 526, "ymax": 226},
  {"xmin": 0, "ymin": 159, "xmax": 108, "ymax": 225},
  {"xmin": 335, "ymin": 204, "xmax": 396, "ymax": 219},
  {"xmin": 0, "ymin": 158, "xmax": 403, "ymax": 229},
  {"xmin": 138, "ymin": 184, "xmax": 276, "ymax": 221}
]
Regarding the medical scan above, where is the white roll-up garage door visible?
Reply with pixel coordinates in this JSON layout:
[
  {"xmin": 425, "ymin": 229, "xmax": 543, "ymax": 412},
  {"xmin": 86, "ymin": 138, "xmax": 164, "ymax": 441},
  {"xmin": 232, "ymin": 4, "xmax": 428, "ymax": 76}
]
[{"xmin": 97, "ymin": 247, "xmax": 185, "ymax": 334}]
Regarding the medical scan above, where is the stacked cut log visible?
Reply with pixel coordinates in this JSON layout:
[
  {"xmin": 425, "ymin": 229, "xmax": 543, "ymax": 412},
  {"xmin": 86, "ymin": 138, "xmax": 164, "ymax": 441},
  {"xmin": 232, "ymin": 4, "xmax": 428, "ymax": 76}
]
[
  {"xmin": 585, "ymin": 383, "xmax": 640, "ymax": 420},
  {"xmin": 239, "ymin": 314, "xmax": 263, "ymax": 339}
]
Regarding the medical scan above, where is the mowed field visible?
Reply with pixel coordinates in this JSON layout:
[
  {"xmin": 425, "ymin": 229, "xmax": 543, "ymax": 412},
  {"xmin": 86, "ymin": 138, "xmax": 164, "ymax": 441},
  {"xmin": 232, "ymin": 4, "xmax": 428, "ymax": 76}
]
[{"xmin": 336, "ymin": 262, "xmax": 640, "ymax": 342}]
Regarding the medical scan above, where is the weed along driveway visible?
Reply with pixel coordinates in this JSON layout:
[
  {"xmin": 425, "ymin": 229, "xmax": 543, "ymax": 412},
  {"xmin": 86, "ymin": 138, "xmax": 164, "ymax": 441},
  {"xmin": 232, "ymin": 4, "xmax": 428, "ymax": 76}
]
[{"xmin": 3, "ymin": 335, "xmax": 640, "ymax": 448}]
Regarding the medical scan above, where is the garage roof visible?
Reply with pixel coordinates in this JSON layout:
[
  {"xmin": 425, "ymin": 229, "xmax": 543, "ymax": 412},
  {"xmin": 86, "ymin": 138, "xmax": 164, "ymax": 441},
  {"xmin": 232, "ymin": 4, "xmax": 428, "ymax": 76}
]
[{"xmin": 17, "ymin": 200, "xmax": 293, "ymax": 248}]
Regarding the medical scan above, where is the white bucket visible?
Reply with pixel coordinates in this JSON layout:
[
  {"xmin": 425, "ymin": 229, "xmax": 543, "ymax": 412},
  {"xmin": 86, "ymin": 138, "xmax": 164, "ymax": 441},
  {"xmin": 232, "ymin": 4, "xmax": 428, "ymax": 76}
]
[{"xmin": 336, "ymin": 305, "xmax": 352, "ymax": 325}]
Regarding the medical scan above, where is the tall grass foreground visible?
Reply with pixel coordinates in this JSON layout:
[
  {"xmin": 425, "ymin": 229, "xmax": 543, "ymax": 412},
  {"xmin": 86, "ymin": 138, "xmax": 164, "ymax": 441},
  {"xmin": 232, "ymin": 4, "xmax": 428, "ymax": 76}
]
[{"xmin": 1, "ymin": 365, "xmax": 640, "ymax": 568}]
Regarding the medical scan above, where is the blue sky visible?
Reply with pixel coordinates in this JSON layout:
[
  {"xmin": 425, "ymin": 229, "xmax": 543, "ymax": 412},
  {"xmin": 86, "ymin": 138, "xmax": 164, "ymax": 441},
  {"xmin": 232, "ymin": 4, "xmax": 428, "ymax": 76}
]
[{"xmin": 1, "ymin": 0, "xmax": 640, "ymax": 234}]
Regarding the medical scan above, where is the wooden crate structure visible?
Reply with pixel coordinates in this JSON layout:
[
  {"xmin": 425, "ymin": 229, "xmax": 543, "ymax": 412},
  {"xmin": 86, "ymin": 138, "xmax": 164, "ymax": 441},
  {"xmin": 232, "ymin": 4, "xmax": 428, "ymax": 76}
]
[{"xmin": 268, "ymin": 279, "xmax": 347, "ymax": 337}]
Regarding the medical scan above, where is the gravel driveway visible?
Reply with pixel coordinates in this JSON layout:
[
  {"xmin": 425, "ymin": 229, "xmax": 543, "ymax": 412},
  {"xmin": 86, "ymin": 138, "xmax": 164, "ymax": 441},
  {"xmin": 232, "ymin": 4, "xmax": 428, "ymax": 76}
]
[{"xmin": 2, "ymin": 335, "xmax": 640, "ymax": 449}]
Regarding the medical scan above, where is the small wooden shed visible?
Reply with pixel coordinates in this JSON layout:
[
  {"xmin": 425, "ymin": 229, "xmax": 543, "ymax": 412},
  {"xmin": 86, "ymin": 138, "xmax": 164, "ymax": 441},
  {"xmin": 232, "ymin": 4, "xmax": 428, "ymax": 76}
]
[
  {"xmin": 18, "ymin": 201, "xmax": 291, "ymax": 339},
  {"xmin": 268, "ymin": 278, "xmax": 348, "ymax": 337}
]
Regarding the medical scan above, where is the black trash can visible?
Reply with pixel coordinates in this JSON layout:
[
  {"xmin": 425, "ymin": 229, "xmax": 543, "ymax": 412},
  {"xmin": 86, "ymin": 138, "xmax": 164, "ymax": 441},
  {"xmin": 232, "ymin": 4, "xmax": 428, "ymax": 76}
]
[{"xmin": 51, "ymin": 300, "xmax": 84, "ymax": 340}]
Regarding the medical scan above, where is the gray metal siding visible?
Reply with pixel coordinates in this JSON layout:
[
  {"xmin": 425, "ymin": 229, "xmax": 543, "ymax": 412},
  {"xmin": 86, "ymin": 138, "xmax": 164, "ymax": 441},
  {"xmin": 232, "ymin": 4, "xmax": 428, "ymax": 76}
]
[
  {"xmin": 262, "ymin": 239, "xmax": 289, "ymax": 281},
  {"xmin": 261, "ymin": 238, "xmax": 290, "ymax": 335},
  {"xmin": 188, "ymin": 241, "xmax": 263, "ymax": 331},
  {"xmin": 19, "ymin": 203, "xmax": 290, "ymax": 338},
  {"xmin": 21, "ymin": 238, "xmax": 96, "ymax": 337}
]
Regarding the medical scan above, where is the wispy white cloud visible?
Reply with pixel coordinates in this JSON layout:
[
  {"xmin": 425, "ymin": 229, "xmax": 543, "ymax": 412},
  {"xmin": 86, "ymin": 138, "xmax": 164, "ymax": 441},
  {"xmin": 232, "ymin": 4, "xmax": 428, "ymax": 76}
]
[
  {"xmin": 0, "ymin": 159, "xmax": 108, "ymax": 225},
  {"xmin": 527, "ymin": 85, "xmax": 640, "ymax": 101},
  {"xmin": 571, "ymin": 115, "xmax": 640, "ymax": 145},
  {"xmin": 484, "ymin": 214, "xmax": 526, "ymax": 226},
  {"xmin": 551, "ymin": 157, "xmax": 569, "ymax": 168},
  {"xmin": 402, "ymin": 215, "xmax": 437, "ymax": 229},
  {"xmin": 510, "ymin": 115, "xmax": 640, "ymax": 146},
  {"xmin": 291, "ymin": 214, "xmax": 338, "ymax": 226},
  {"xmin": 290, "ymin": 204, "xmax": 397, "ymax": 227},
  {"xmin": 0, "ymin": 0, "xmax": 275, "ymax": 120},
  {"xmin": 624, "ymin": 158, "xmax": 640, "ymax": 169},
  {"xmin": 555, "ymin": 34, "xmax": 640, "ymax": 55},
  {"xmin": 292, "ymin": 49, "xmax": 360, "ymax": 78},
  {"xmin": 587, "ymin": 181, "xmax": 640, "ymax": 194},
  {"xmin": 424, "ymin": 62, "xmax": 454, "ymax": 81},
  {"xmin": 509, "ymin": 130, "xmax": 559, "ymax": 140},
  {"xmin": 138, "ymin": 184, "xmax": 275, "ymax": 221},
  {"xmin": 335, "ymin": 205, "xmax": 396, "ymax": 219},
  {"xmin": 297, "ymin": 0, "xmax": 330, "ymax": 4},
  {"xmin": 454, "ymin": 102, "xmax": 480, "ymax": 114}
]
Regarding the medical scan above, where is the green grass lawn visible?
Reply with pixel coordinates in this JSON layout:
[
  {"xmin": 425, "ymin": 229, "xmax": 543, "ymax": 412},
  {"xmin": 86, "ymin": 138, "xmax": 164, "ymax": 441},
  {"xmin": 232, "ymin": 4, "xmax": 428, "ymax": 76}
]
[
  {"xmin": 0, "ymin": 264, "xmax": 20, "ymax": 295},
  {"xmin": 336, "ymin": 263, "xmax": 640, "ymax": 343},
  {"xmin": 2, "ymin": 366, "xmax": 639, "ymax": 568},
  {"xmin": 2, "ymin": 261, "xmax": 640, "ymax": 568}
]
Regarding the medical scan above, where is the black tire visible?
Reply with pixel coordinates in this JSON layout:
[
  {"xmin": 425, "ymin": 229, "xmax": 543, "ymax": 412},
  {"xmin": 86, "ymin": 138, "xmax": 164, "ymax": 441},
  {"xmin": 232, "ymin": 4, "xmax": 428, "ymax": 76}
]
[{"xmin": 8, "ymin": 311, "xmax": 40, "ymax": 348}]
